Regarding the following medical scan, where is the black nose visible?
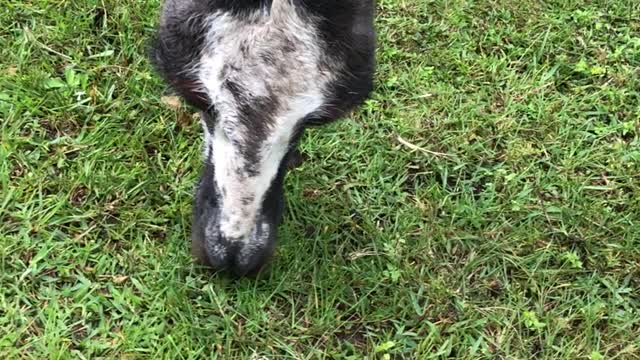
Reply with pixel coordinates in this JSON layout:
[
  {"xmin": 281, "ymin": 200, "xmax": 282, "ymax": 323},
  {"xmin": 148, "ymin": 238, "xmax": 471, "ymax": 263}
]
[
  {"xmin": 191, "ymin": 217, "xmax": 276, "ymax": 277},
  {"xmin": 191, "ymin": 235, "xmax": 275, "ymax": 277},
  {"xmin": 190, "ymin": 152, "xmax": 288, "ymax": 277}
]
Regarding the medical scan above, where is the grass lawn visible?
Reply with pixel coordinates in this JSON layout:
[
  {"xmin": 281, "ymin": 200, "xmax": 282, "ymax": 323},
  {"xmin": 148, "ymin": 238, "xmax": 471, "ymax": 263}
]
[{"xmin": 1, "ymin": 0, "xmax": 639, "ymax": 358}]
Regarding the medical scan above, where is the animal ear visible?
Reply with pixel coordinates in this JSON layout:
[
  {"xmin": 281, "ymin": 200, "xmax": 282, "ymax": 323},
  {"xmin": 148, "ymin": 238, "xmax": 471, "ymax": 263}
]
[
  {"xmin": 159, "ymin": 0, "xmax": 199, "ymax": 26},
  {"xmin": 149, "ymin": 39, "xmax": 211, "ymax": 110},
  {"xmin": 171, "ymin": 79, "xmax": 211, "ymax": 110},
  {"xmin": 150, "ymin": 0, "xmax": 212, "ymax": 111},
  {"xmin": 351, "ymin": 1, "xmax": 375, "ymax": 37}
]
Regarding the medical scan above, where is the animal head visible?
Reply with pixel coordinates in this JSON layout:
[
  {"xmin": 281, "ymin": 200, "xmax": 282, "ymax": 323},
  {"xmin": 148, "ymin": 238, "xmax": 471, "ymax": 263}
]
[{"xmin": 150, "ymin": 0, "xmax": 375, "ymax": 276}]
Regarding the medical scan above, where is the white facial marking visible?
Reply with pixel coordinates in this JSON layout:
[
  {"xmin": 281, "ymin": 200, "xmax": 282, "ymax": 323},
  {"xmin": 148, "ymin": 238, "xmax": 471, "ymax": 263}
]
[{"xmin": 196, "ymin": 2, "xmax": 335, "ymax": 244}]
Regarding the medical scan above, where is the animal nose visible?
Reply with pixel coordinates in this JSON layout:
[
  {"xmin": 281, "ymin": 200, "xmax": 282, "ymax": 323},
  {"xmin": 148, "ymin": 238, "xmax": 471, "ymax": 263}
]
[{"xmin": 191, "ymin": 220, "xmax": 276, "ymax": 277}]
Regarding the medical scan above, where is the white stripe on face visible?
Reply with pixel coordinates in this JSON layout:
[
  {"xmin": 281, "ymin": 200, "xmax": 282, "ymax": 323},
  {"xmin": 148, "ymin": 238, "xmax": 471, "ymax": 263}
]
[{"xmin": 197, "ymin": 3, "xmax": 334, "ymax": 244}]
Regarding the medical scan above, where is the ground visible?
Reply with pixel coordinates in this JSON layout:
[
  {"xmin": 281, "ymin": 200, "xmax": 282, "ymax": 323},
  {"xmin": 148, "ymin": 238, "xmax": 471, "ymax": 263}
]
[{"xmin": 1, "ymin": 0, "xmax": 639, "ymax": 358}]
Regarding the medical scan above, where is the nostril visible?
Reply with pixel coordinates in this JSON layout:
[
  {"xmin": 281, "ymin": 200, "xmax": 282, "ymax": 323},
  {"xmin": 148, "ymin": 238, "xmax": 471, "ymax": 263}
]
[
  {"xmin": 194, "ymin": 229, "xmax": 270, "ymax": 276},
  {"xmin": 203, "ymin": 235, "xmax": 232, "ymax": 270},
  {"xmin": 191, "ymin": 204, "xmax": 278, "ymax": 276},
  {"xmin": 230, "ymin": 245, "xmax": 272, "ymax": 277}
]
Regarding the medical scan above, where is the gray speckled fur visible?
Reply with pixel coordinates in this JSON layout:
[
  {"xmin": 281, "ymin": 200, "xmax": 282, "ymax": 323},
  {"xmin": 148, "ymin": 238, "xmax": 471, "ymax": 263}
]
[{"xmin": 150, "ymin": 0, "xmax": 376, "ymax": 276}]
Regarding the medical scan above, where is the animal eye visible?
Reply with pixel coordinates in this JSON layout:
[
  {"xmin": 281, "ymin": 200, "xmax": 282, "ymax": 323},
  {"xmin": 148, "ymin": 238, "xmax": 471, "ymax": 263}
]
[{"xmin": 303, "ymin": 114, "xmax": 326, "ymax": 126}]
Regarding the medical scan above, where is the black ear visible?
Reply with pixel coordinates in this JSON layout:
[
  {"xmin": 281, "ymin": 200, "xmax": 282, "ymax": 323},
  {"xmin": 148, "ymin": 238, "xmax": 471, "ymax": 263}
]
[{"xmin": 148, "ymin": 2, "xmax": 212, "ymax": 110}]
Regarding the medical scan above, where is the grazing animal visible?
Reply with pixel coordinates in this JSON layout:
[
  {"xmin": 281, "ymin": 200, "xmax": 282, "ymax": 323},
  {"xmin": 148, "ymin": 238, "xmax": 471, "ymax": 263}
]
[{"xmin": 150, "ymin": 0, "xmax": 376, "ymax": 276}]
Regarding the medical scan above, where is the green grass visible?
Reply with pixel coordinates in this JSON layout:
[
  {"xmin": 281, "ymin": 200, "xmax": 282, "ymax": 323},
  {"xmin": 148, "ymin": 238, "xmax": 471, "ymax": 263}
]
[{"xmin": 1, "ymin": 0, "xmax": 639, "ymax": 358}]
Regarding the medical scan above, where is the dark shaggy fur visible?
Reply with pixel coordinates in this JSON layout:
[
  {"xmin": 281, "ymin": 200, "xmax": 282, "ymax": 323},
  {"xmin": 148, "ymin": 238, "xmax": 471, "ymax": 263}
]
[{"xmin": 150, "ymin": 0, "xmax": 376, "ymax": 276}]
